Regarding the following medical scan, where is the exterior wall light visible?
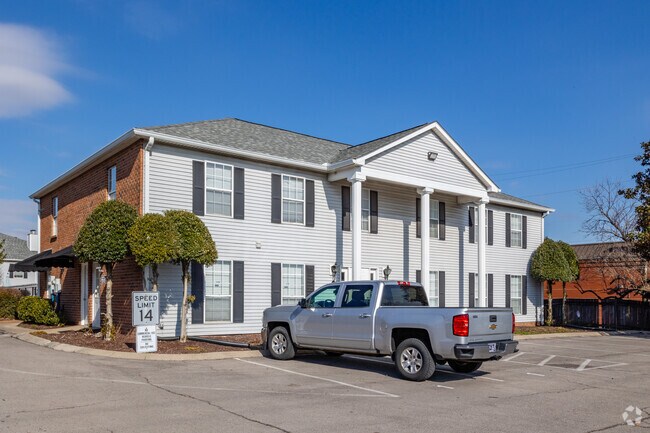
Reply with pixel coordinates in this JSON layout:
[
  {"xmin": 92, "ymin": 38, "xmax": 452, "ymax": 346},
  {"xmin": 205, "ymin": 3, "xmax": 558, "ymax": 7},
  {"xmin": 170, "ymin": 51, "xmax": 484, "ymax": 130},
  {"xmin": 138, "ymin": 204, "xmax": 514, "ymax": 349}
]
[
  {"xmin": 427, "ymin": 152, "xmax": 438, "ymax": 161},
  {"xmin": 383, "ymin": 265, "xmax": 392, "ymax": 280},
  {"xmin": 330, "ymin": 263, "xmax": 339, "ymax": 282}
]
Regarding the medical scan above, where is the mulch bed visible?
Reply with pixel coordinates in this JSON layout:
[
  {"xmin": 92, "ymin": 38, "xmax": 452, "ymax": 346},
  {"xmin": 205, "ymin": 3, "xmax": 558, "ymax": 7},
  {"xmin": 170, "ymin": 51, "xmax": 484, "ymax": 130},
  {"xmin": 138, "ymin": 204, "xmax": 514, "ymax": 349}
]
[
  {"xmin": 515, "ymin": 325, "xmax": 587, "ymax": 335},
  {"xmin": 37, "ymin": 330, "xmax": 262, "ymax": 354}
]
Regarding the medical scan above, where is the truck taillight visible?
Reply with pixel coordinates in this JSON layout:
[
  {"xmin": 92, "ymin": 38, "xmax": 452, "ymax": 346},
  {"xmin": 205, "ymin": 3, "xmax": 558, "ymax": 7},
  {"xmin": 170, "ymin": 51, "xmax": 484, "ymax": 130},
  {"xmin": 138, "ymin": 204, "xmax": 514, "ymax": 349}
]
[
  {"xmin": 512, "ymin": 313, "xmax": 516, "ymax": 334},
  {"xmin": 453, "ymin": 314, "xmax": 469, "ymax": 337}
]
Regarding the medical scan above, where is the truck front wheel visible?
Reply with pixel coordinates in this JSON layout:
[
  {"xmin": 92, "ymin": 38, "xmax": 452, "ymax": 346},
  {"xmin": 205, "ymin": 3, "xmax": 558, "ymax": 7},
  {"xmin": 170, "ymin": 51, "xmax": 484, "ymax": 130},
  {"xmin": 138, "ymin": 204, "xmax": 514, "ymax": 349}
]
[
  {"xmin": 267, "ymin": 326, "xmax": 295, "ymax": 360},
  {"xmin": 394, "ymin": 338, "xmax": 435, "ymax": 381},
  {"xmin": 447, "ymin": 360, "xmax": 482, "ymax": 373}
]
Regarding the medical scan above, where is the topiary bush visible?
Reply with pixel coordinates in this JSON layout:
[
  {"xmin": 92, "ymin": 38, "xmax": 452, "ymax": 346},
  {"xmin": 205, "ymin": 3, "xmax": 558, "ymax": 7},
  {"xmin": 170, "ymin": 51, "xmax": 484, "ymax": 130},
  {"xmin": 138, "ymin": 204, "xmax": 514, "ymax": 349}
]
[
  {"xmin": 0, "ymin": 288, "xmax": 23, "ymax": 319},
  {"xmin": 16, "ymin": 296, "xmax": 62, "ymax": 326}
]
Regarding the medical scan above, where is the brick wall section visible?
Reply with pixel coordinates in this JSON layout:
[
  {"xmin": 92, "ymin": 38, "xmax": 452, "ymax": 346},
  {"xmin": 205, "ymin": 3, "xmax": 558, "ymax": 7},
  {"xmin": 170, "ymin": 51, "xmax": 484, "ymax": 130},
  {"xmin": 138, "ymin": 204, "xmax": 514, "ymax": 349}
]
[{"xmin": 39, "ymin": 141, "xmax": 144, "ymax": 330}]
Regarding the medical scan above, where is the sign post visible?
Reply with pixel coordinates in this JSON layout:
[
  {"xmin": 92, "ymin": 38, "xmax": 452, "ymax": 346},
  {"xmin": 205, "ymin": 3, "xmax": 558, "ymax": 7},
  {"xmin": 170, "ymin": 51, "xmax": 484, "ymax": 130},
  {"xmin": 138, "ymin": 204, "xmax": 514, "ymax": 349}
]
[{"xmin": 132, "ymin": 291, "xmax": 160, "ymax": 353}]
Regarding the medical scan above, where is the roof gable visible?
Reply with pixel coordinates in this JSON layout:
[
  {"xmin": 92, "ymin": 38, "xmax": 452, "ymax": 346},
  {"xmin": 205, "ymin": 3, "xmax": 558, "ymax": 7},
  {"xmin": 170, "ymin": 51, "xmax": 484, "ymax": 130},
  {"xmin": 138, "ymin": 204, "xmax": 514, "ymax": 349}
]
[{"xmin": 0, "ymin": 233, "xmax": 33, "ymax": 261}]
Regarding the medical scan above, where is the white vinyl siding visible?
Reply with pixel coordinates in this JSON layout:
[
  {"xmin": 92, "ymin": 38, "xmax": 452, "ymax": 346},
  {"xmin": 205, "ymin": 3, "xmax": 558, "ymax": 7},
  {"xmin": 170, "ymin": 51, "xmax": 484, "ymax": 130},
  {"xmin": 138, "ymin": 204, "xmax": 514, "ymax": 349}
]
[
  {"xmin": 430, "ymin": 199, "xmax": 439, "ymax": 239},
  {"xmin": 511, "ymin": 214, "xmax": 523, "ymax": 248},
  {"xmin": 204, "ymin": 261, "xmax": 232, "ymax": 322},
  {"xmin": 511, "ymin": 275, "xmax": 523, "ymax": 315},
  {"xmin": 282, "ymin": 264, "xmax": 305, "ymax": 305},
  {"xmin": 361, "ymin": 189, "xmax": 370, "ymax": 232},
  {"xmin": 206, "ymin": 162, "xmax": 233, "ymax": 217},
  {"xmin": 107, "ymin": 166, "xmax": 116, "ymax": 200},
  {"xmin": 428, "ymin": 271, "xmax": 439, "ymax": 307},
  {"xmin": 282, "ymin": 175, "xmax": 305, "ymax": 224}
]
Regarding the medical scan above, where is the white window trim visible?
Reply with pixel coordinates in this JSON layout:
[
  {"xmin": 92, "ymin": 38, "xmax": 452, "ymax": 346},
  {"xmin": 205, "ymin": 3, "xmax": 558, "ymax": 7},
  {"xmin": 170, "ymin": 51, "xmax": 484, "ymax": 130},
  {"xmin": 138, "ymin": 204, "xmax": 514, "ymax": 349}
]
[
  {"xmin": 430, "ymin": 199, "xmax": 440, "ymax": 239},
  {"xmin": 281, "ymin": 263, "xmax": 306, "ymax": 305},
  {"xmin": 511, "ymin": 213, "xmax": 523, "ymax": 248},
  {"xmin": 204, "ymin": 259, "xmax": 234, "ymax": 323},
  {"xmin": 280, "ymin": 174, "xmax": 306, "ymax": 226},
  {"xmin": 204, "ymin": 161, "xmax": 234, "ymax": 218},
  {"xmin": 474, "ymin": 273, "xmax": 488, "ymax": 307},
  {"xmin": 52, "ymin": 196, "xmax": 58, "ymax": 237},
  {"xmin": 361, "ymin": 188, "xmax": 371, "ymax": 233},
  {"xmin": 107, "ymin": 166, "xmax": 116, "ymax": 201},
  {"xmin": 428, "ymin": 271, "xmax": 439, "ymax": 307},
  {"xmin": 511, "ymin": 275, "xmax": 523, "ymax": 315}
]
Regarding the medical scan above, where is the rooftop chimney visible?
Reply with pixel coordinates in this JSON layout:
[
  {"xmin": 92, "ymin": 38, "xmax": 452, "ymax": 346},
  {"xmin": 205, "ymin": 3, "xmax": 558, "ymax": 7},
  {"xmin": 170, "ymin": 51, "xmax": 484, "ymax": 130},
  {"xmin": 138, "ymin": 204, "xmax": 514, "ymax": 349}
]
[{"xmin": 27, "ymin": 230, "xmax": 39, "ymax": 252}]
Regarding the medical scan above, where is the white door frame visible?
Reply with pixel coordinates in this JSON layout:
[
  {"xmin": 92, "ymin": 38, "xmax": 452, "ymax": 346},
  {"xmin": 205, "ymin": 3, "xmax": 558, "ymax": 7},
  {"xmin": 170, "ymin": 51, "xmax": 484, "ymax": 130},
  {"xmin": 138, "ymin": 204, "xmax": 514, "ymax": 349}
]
[
  {"xmin": 80, "ymin": 262, "xmax": 89, "ymax": 326},
  {"xmin": 91, "ymin": 262, "xmax": 101, "ymax": 329}
]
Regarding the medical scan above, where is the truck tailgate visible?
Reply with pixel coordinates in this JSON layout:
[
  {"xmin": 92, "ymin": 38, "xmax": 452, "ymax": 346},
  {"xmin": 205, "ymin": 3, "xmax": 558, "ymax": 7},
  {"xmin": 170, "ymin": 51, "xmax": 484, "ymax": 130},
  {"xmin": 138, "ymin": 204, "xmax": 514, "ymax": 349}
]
[{"xmin": 467, "ymin": 309, "xmax": 513, "ymax": 343}]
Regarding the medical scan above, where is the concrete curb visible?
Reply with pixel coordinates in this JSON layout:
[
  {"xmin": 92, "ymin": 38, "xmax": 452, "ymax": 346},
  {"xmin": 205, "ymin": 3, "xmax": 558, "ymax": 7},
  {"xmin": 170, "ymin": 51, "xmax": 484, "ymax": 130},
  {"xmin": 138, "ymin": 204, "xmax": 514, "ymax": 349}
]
[
  {"xmin": 516, "ymin": 331, "xmax": 603, "ymax": 340},
  {"xmin": 12, "ymin": 332, "xmax": 263, "ymax": 361}
]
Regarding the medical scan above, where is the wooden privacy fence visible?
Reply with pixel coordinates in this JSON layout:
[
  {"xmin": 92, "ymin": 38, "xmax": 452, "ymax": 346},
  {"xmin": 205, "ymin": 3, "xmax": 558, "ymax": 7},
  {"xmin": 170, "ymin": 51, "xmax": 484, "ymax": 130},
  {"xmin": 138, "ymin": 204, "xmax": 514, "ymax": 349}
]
[{"xmin": 544, "ymin": 299, "xmax": 650, "ymax": 330}]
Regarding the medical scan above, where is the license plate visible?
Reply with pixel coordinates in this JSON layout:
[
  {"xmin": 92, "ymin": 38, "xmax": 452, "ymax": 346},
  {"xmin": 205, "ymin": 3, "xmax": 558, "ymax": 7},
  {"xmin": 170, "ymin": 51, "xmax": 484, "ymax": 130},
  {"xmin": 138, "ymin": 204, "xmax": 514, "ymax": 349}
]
[{"xmin": 488, "ymin": 343, "xmax": 497, "ymax": 353}]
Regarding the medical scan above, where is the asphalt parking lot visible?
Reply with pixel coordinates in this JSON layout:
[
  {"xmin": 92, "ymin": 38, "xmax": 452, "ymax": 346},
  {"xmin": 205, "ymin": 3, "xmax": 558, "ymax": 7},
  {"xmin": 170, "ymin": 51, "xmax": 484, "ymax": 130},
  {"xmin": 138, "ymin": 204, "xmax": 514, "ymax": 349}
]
[{"xmin": 1, "ymin": 333, "xmax": 649, "ymax": 433}]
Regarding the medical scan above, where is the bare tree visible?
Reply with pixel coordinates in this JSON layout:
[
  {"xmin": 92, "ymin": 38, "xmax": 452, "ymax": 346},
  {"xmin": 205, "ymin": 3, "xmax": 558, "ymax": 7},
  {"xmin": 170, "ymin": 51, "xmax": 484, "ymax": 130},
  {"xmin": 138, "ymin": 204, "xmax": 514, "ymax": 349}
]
[{"xmin": 580, "ymin": 179, "xmax": 637, "ymax": 243}]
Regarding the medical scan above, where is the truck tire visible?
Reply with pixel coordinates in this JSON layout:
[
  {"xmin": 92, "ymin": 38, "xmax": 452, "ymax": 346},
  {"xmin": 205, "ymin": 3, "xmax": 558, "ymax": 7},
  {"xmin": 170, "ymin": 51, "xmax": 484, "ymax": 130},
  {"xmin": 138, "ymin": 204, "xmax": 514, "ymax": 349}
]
[
  {"xmin": 447, "ymin": 360, "xmax": 482, "ymax": 373},
  {"xmin": 394, "ymin": 338, "xmax": 435, "ymax": 381},
  {"xmin": 267, "ymin": 326, "xmax": 295, "ymax": 360}
]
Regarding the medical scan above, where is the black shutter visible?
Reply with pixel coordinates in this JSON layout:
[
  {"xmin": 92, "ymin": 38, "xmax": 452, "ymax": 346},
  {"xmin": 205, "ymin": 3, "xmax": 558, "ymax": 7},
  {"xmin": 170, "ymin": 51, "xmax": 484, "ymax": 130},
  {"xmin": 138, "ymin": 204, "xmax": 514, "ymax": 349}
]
[
  {"xmin": 370, "ymin": 190, "xmax": 378, "ymax": 234},
  {"xmin": 468, "ymin": 206, "xmax": 475, "ymax": 244},
  {"xmin": 306, "ymin": 180, "xmax": 315, "ymax": 228},
  {"xmin": 191, "ymin": 261, "xmax": 204, "ymax": 324},
  {"xmin": 192, "ymin": 161, "xmax": 205, "ymax": 216},
  {"xmin": 233, "ymin": 261, "xmax": 244, "ymax": 323},
  {"xmin": 522, "ymin": 275, "xmax": 528, "ymax": 315},
  {"xmin": 233, "ymin": 167, "xmax": 245, "ymax": 220},
  {"xmin": 439, "ymin": 271, "xmax": 446, "ymax": 307},
  {"xmin": 505, "ymin": 275, "xmax": 511, "ymax": 308},
  {"xmin": 271, "ymin": 174, "xmax": 281, "ymax": 224},
  {"xmin": 415, "ymin": 270, "xmax": 421, "ymax": 283},
  {"xmin": 468, "ymin": 273, "xmax": 475, "ymax": 308},
  {"xmin": 342, "ymin": 186, "xmax": 351, "ymax": 231},
  {"xmin": 416, "ymin": 198, "xmax": 421, "ymax": 238},
  {"xmin": 9, "ymin": 271, "xmax": 13, "ymax": 278},
  {"xmin": 488, "ymin": 274, "xmax": 494, "ymax": 308},
  {"xmin": 439, "ymin": 202, "xmax": 446, "ymax": 241},
  {"xmin": 488, "ymin": 210, "xmax": 494, "ymax": 246},
  {"xmin": 505, "ymin": 213, "xmax": 511, "ymax": 247},
  {"xmin": 305, "ymin": 265, "xmax": 315, "ymax": 296},
  {"xmin": 271, "ymin": 263, "xmax": 282, "ymax": 306},
  {"xmin": 522, "ymin": 216, "xmax": 528, "ymax": 249}
]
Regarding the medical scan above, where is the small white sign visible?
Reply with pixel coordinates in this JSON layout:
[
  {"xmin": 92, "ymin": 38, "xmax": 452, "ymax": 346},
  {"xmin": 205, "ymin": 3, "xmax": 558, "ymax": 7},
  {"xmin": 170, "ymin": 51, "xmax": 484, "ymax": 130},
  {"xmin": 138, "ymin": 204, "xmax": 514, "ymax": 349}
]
[
  {"xmin": 136, "ymin": 325, "xmax": 157, "ymax": 353},
  {"xmin": 132, "ymin": 291, "xmax": 160, "ymax": 326}
]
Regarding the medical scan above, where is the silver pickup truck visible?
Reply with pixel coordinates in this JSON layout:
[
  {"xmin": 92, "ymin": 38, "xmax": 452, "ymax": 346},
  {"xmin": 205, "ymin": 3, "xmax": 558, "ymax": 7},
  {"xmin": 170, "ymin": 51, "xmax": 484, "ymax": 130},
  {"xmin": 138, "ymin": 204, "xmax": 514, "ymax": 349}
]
[{"xmin": 262, "ymin": 280, "xmax": 518, "ymax": 381}]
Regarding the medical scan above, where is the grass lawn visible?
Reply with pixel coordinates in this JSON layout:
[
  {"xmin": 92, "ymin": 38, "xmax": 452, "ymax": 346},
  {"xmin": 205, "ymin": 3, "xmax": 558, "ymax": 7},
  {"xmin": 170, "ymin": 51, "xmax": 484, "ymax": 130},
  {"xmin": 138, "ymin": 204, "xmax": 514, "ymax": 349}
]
[{"xmin": 515, "ymin": 325, "xmax": 588, "ymax": 335}]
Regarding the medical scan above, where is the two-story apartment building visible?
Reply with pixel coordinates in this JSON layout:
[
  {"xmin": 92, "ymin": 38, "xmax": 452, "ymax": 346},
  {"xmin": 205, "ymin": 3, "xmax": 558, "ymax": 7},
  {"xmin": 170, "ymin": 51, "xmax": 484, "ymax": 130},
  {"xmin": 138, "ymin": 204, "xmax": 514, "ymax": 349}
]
[{"xmin": 22, "ymin": 118, "xmax": 553, "ymax": 336}]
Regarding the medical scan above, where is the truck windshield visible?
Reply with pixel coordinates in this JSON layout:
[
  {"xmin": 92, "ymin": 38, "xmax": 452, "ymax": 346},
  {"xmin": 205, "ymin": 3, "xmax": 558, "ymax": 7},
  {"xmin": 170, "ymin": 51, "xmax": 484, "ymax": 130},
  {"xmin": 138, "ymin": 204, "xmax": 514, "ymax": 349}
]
[{"xmin": 381, "ymin": 284, "xmax": 429, "ymax": 307}]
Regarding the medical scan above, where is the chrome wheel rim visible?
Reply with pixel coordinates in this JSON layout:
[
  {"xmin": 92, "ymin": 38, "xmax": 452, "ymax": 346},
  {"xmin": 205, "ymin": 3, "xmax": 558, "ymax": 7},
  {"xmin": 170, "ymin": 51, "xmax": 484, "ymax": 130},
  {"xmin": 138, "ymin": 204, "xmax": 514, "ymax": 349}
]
[
  {"xmin": 271, "ymin": 333, "xmax": 287, "ymax": 354},
  {"xmin": 400, "ymin": 347, "xmax": 423, "ymax": 374}
]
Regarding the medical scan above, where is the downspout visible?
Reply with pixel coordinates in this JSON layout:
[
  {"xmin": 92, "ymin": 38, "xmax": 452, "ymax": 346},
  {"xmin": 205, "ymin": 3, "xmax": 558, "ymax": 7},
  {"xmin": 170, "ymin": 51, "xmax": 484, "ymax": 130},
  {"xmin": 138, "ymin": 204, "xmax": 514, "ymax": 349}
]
[{"xmin": 32, "ymin": 198, "xmax": 41, "ymax": 296}]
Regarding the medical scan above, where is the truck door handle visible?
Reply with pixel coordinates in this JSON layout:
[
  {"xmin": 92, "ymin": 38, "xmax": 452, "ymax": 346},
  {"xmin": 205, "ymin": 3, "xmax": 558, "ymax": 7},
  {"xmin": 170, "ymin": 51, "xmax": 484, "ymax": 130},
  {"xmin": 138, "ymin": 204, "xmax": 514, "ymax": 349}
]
[
  {"xmin": 359, "ymin": 313, "xmax": 371, "ymax": 319},
  {"xmin": 322, "ymin": 313, "xmax": 332, "ymax": 318}
]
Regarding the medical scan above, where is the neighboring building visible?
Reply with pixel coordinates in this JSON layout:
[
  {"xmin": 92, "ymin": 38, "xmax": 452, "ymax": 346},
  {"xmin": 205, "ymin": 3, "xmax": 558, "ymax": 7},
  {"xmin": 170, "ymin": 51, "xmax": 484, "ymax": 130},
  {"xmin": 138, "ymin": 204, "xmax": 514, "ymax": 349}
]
[
  {"xmin": 1, "ymin": 232, "xmax": 39, "ymax": 295},
  {"xmin": 20, "ymin": 118, "xmax": 553, "ymax": 335},
  {"xmin": 549, "ymin": 242, "xmax": 648, "ymax": 301}
]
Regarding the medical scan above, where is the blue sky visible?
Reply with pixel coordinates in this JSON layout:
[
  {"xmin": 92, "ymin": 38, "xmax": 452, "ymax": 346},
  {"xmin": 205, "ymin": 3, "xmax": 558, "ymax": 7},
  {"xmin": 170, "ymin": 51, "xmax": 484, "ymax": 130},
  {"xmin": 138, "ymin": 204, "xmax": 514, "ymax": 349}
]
[{"xmin": 1, "ymin": 1, "xmax": 649, "ymax": 242}]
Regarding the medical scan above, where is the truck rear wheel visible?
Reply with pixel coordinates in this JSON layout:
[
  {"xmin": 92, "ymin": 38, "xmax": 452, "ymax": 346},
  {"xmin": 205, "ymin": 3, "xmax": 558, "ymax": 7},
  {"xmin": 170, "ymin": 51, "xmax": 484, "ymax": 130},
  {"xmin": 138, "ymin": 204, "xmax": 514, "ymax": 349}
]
[
  {"xmin": 267, "ymin": 326, "xmax": 295, "ymax": 360},
  {"xmin": 447, "ymin": 360, "xmax": 482, "ymax": 373},
  {"xmin": 394, "ymin": 338, "xmax": 435, "ymax": 381}
]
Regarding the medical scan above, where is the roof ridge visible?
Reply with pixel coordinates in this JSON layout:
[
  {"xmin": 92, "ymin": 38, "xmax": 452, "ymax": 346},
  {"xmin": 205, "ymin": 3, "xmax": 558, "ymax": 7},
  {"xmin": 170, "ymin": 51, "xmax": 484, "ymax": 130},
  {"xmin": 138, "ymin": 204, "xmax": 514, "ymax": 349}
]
[
  {"xmin": 138, "ymin": 117, "xmax": 236, "ymax": 130},
  {"xmin": 0, "ymin": 233, "xmax": 26, "ymax": 242},
  {"xmin": 354, "ymin": 122, "xmax": 432, "ymax": 147},
  {"xmin": 229, "ymin": 118, "xmax": 350, "ymax": 147},
  {"xmin": 571, "ymin": 241, "xmax": 626, "ymax": 246}
]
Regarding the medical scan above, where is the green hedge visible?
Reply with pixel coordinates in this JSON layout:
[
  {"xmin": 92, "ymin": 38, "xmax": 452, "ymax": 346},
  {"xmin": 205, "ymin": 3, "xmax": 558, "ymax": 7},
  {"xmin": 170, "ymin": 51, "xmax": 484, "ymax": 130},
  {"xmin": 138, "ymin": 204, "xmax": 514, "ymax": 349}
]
[
  {"xmin": 0, "ymin": 288, "xmax": 23, "ymax": 319},
  {"xmin": 16, "ymin": 296, "xmax": 62, "ymax": 326}
]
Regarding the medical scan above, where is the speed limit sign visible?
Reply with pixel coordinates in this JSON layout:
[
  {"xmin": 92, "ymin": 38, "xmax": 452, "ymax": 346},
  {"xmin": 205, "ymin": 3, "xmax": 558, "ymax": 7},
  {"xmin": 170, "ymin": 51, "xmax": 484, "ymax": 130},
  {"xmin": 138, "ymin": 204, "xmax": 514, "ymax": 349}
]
[{"xmin": 132, "ymin": 291, "xmax": 160, "ymax": 326}]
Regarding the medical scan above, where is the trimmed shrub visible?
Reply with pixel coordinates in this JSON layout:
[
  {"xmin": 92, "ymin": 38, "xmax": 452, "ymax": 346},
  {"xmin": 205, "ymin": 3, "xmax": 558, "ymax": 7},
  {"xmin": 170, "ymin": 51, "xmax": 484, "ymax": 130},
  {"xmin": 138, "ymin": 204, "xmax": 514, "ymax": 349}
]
[
  {"xmin": 16, "ymin": 296, "xmax": 62, "ymax": 326},
  {"xmin": 0, "ymin": 288, "xmax": 22, "ymax": 319}
]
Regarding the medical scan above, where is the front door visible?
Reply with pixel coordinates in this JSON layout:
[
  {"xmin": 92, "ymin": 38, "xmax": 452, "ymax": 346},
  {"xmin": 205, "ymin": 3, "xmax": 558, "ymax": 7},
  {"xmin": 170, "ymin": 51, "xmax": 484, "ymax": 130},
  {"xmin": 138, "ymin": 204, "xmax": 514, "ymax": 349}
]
[
  {"xmin": 293, "ymin": 284, "xmax": 340, "ymax": 347},
  {"xmin": 80, "ymin": 263, "xmax": 89, "ymax": 326},
  {"xmin": 330, "ymin": 283, "xmax": 377, "ymax": 350},
  {"xmin": 91, "ymin": 263, "xmax": 101, "ymax": 329}
]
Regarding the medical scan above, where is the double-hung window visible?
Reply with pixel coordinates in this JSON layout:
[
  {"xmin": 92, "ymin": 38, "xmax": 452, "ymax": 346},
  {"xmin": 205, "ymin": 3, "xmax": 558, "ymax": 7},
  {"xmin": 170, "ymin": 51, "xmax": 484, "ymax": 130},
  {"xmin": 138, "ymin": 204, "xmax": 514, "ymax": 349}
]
[
  {"xmin": 107, "ymin": 166, "xmax": 116, "ymax": 200},
  {"xmin": 282, "ymin": 175, "xmax": 304, "ymax": 224},
  {"xmin": 474, "ymin": 273, "xmax": 489, "ymax": 307},
  {"xmin": 282, "ymin": 264, "xmax": 305, "ymax": 305},
  {"xmin": 428, "ymin": 271, "xmax": 440, "ymax": 307},
  {"xmin": 510, "ymin": 275, "xmax": 523, "ymax": 314},
  {"xmin": 430, "ymin": 200, "xmax": 440, "ymax": 238},
  {"xmin": 511, "ymin": 214, "xmax": 523, "ymax": 247},
  {"xmin": 361, "ymin": 189, "xmax": 370, "ymax": 232},
  {"xmin": 52, "ymin": 196, "xmax": 58, "ymax": 237},
  {"xmin": 206, "ymin": 162, "xmax": 233, "ymax": 216},
  {"xmin": 473, "ymin": 207, "xmax": 489, "ymax": 243},
  {"xmin": 204, "ymin": 261, "xmax": 232, "ymax": 322}
]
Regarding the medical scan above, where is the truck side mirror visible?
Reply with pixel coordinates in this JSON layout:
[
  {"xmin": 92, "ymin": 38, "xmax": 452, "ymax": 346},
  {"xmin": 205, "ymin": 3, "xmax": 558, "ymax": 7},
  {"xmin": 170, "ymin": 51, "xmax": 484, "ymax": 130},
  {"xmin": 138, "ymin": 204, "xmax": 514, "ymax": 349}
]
[{"xmin": 298, "ymin": 298, "xmax": 307, "ymax": 308}]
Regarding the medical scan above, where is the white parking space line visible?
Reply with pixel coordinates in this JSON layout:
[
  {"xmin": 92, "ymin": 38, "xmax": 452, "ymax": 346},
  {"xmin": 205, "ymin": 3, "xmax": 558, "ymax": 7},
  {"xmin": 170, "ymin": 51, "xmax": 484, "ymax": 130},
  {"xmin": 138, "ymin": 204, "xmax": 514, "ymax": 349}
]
[
  {"xmin": 521, "ymin": 341, "xmax": 650, "ymax": 358},
  {"xmin": 503, "ymin": 352, "xmax": 526, "ymax": 362},
  {"xmin": 526, "ymin": 372, "xmax": 545, "ymax": 377},
  {"xmin": 235, "ymin": 358, "xmax": 399, "ymax": 398},
  {"xmin": 577, "ymin": 359, "xmax": 591, "ymax": 371},
  {"xmin": 437, "ymin": 385, "xmax": 454, "ymax": 390},
  {"xmin": 538, "ymin": 355, "xmax": 556, "ymax": 366},
  {"xmin": 581, "ymin": 362, "xmax": 629, "ymax": 371}
]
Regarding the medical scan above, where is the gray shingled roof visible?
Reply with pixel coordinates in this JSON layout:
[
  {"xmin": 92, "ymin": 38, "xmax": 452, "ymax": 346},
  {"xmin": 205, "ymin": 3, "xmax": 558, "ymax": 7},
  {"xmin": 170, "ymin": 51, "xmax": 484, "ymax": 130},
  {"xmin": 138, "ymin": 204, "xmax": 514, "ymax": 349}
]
[
  {"xmin": 336, "ymin": 123, "xmax": 430, "ymax": 161},
  {"xmin": 0, "ymin": 233, "xmax": 33, "ymax": 261},
  {"xmin": 488, "ymin": 192, "xmax": 550, "ymax": 210},
  {"xmin": 571, "ymin": 242, "xmax": 640, "ymax": 262}
]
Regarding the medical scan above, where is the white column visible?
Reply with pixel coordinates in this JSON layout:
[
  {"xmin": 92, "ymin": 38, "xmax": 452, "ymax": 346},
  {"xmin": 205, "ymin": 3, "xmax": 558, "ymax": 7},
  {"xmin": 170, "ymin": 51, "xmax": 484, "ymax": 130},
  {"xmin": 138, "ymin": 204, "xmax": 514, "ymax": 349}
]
[
  {"xmin": 349, "ymin": 172, "xmax": 366, "ymax": 280},
  {"xmin": 418, "ymin": 187, "xmax": 434, "ymax": 295},
  {"xmin": 477, "ymin": 198, "xmax": 488, "ymax": 307}
]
